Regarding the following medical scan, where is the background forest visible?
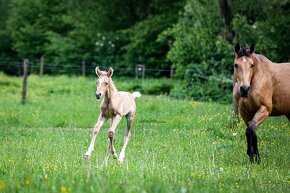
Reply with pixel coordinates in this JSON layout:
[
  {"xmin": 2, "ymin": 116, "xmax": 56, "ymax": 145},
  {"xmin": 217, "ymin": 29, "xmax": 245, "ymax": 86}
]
[{"xmin": 0, "ymin": 0, "xmax": 289, "ymax": 100}]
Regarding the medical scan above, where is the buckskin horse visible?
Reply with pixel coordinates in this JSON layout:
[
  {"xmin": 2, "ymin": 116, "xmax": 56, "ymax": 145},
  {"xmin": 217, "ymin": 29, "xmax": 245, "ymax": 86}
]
[
  {"xmin": 85, "ymin": 67, "xmax": 141, "ymax": 166},
  {"xmin": 233, "ymin": 43, "xmax": 290, "ymax": 163}
]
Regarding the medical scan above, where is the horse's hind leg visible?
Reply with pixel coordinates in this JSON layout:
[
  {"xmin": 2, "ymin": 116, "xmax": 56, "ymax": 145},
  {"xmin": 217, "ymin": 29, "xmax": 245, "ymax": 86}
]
[
  {"xmin": 102, "ymin": 139, "xmax": 111, "ymax": 167},
  {"xmin": 118, "ymin": 112, "xmax": 134, "ymax": 164},
  {"xmin": 108, "ymin": 115, "xmax": 122, "ymax": 159}
]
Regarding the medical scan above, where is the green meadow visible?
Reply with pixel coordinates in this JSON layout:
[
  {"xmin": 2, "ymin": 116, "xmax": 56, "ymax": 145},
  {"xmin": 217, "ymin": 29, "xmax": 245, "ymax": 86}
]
[{"xmin": 0, "ymin": 74, "xmax": 289, "ymax": 193}]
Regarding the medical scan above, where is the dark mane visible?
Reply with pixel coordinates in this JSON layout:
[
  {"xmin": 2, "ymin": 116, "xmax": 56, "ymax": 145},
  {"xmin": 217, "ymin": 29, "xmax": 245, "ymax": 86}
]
[{"xmin": 237, "ymin": 47, "xmax": 251, "ymax": 58}]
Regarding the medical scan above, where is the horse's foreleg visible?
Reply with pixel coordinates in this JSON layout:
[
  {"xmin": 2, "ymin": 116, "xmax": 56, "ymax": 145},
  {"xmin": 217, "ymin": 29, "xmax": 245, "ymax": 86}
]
[
  {"xmin": 247, "ymin": 105, "xmax": 269, "ymax": 163},
  {"xmin": 108, "ymin": 115, "xmax": 122, "ymax": 159},
  {"xmin": 118, "ymin": 114, "xmax": 134, "ymax": 164},
  {"xmin": 85, "ymin": 114, "xmax": 107, "ymax": 159}
]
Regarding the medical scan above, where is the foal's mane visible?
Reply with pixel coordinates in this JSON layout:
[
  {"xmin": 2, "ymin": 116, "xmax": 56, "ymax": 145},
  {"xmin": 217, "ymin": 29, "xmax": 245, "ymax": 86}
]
[{"xmin": 107, "ymin": 77, "xmax": 118, "ymax": 99}]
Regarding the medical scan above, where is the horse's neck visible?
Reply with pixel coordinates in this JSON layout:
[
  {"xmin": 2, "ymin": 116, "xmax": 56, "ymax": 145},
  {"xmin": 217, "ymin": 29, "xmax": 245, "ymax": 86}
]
[
  {"xmin": 255, "ymin": 54, "xmax": 272, "ymax": 73},
  {"xmin": 105, "ymin": 79, "xmax": 118, "ymax": 102},
  {"xmin": 254, "ymin": 54, "xmax": 276, "ymax": 83}
]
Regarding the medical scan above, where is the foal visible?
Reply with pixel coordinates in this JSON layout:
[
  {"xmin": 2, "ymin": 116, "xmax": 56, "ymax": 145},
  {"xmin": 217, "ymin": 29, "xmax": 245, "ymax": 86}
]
[
  {"xmin": 85, "ymin": 67, "xmax": 141, "ymax": 165},
  {"xmin": 233, "ymin": 43, "xmax": 290, "ymax": 163}
]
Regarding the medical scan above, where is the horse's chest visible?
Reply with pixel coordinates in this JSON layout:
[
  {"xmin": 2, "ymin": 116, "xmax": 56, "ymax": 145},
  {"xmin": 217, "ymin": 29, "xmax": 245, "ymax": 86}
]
[
  {"xmin": 239, "ymin": 98, "xmax": 258, "ymax": 117},
  {"xmin": 101, "ymin": 104, "xmax": 117, "ymax": 117}
]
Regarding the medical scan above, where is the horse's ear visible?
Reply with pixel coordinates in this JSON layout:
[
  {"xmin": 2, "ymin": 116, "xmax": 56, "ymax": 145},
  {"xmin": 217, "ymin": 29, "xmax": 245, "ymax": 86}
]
[
  {"xmin": 234, "ymin": 43, "xmax": 240, "ymax": 55},
  {"xmin": 107, "ymin": 67, "xmax": 114, "ymax": 78},
  {"xmin": 249, "ymin": 44, "xmax": 255, "ymax": 55},
  {"xmin": 95, "ymin": 66, "xmax": 102, "ymax": 76}
]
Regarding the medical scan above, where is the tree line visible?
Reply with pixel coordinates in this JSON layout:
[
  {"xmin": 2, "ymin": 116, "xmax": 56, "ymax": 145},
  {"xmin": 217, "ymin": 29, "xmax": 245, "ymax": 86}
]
[{"xmin": 0, "ymin": 0, "xmax": 289, "ymax": 98}]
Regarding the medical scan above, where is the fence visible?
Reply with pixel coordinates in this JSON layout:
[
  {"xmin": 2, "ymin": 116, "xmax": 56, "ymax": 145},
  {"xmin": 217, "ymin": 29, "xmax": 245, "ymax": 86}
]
[{"xmin": 0, "ymin": 59, "xmax": 235, "ymax": 105}]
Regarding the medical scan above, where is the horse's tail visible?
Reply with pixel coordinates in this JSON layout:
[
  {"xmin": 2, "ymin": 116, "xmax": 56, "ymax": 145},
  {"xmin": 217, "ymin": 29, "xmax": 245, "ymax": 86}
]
[{"xmin": 132, "ymin": 91, "xmax": 141, "ymax": 99}]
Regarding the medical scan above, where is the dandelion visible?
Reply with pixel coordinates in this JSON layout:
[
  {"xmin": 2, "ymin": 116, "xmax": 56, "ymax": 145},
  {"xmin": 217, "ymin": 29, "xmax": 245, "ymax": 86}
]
[
  {"xmin": 61, "ymin": 186, "xmax": 69, "ymax": 193},
  {"xmin": 0, "ymin": 181, "xmax": 5, "ymax": 190},
  {"xmin": 25, "ymin": 180, "xmax": 30, "ymax": 186}
]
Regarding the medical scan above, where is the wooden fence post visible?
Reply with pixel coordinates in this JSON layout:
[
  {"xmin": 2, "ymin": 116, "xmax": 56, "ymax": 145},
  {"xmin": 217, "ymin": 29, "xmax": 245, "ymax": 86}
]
[
  {"xmin": 82, "ymin": 61, "xmax": 86, "ymax": 77},
  {"xmin": 135, "ymin": 65, "xmax": 145, "ymax": 81},
  {"xmin": 40, "ymin": 56, "xmax": 44, "ymax": 76},
  {"xmin": 22, "ymin": 59, "xmax": 29, "ymax": 105}
]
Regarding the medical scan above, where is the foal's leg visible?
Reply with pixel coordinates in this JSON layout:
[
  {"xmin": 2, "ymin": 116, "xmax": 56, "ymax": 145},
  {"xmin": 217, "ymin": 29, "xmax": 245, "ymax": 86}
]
[
  {"xmin": 118, "ymin": 113, "xmax": 134, "ymax": 164},
  {"xmin": 85, "ymin": 114, "xmax": 107, "ymax": 159},
  {"xmin": 102, "ymin": 139, "xmax": 111, "ymax": 167},
  {"xmin": 246, "ymin": 105, "xmax": 269, "ymax": 163},
  {"xmin": 108, "ymin": 114, "xmax": 122, "ymax": 159}
]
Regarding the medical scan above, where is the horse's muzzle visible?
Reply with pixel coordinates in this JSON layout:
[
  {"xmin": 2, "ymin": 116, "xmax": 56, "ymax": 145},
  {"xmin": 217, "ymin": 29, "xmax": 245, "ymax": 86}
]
[
  {"xmin": 239, "ymin": 86, "xmax": 250, "ymax": 97},
  {"xmin": 96, "ymin": 93, "xmax": 101, "ymax": 99}
]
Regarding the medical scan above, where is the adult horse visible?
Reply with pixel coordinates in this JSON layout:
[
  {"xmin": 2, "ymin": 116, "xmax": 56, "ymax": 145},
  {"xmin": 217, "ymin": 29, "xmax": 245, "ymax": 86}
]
[{"xmin": 233, "ymin": 43, "xmax": 290, "ymax": 163}]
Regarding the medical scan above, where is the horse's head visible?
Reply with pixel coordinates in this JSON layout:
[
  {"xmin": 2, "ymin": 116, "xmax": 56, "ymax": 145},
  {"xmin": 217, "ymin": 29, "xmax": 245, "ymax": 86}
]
[
  {"xmin": 95, "ymin": 67, "xmax": 113, "ymax": 99},
  {"xmin": 234, "ymin": 43, "xmax": 256, "ymax": 98}
]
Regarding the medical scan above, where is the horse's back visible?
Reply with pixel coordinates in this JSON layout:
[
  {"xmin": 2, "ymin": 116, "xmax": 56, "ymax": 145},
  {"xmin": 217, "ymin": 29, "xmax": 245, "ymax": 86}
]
[{"xmin": 116, "ymin": 91, "xmax": 136, "ymax": 115}]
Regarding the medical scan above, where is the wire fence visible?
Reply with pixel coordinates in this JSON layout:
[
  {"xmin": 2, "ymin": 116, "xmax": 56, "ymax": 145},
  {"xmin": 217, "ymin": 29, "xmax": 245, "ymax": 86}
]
[
  {"xmin": 0, "ymin": 60, "xmax": 235, "ymax": 113},
  {"xmin": 0, "ymin": 60, "xmax": 234, "ymax": 82}
]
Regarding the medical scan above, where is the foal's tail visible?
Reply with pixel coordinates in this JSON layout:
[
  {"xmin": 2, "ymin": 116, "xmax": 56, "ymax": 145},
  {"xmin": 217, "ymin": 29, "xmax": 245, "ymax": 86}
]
[{"xmin": 132, "ymin": 91, "xmax": 142, "ymax": 99}]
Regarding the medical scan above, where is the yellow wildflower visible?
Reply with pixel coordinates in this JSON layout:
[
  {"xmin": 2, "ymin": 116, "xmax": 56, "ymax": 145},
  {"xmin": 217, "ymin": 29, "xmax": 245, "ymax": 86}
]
[
  {"xmin": 0, "ymin": 181, "xmax": 5, "ymax": 190},
  {"xmin": 25, "ymin": 180, "xmax": 30, "ymax": 186}
]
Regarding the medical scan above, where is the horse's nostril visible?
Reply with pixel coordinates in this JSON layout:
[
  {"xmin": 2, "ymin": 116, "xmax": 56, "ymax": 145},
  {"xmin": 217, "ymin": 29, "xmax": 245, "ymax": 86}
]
[
  {"xmin": 96, "ymin": 93, "xmax": 101, "ymax": 99},
  {"xmin": 239, "ymin": 86, "xmax": 250, "ymax": 97}
]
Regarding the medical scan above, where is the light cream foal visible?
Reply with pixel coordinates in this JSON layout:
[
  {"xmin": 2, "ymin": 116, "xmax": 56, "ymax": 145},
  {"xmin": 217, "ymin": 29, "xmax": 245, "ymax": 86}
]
[{"xmin": 85, "ymin": 67, "xmax": 141, "ymax": 166}]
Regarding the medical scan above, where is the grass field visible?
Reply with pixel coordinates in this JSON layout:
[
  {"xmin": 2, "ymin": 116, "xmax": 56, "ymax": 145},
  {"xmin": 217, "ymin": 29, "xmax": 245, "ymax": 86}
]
[{"xmin": 0, "ymin": 74, "xmax": 289, "ymax": 193}]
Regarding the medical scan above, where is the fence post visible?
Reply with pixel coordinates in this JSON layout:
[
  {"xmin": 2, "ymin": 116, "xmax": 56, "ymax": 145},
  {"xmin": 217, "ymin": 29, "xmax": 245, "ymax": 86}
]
[
  {"xmin": 135, "ymin": 64, "xmax": 145, "ymax": 81},
  {"xmin": 40, "ymin": 56, "xmax": 44, "ymax": 76},
  {"xmin": 22, "ymin": 59, "xmax": 29, "ymax": 105},
  {"xmin": 82, "ymin": 61, "xmax": 86, "ymax": 77}
]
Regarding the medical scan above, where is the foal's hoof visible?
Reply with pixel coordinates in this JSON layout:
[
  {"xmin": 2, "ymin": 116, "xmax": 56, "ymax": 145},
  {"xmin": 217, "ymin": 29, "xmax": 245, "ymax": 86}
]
[
  {"xmin": 117, "ymin": 158, "xmax": 124, "ymax": 164},
  {"xmin": 85, "ymin": 154, "xmax": 91, "ymax": 160},
  {"xmin": 113, "ymin": 153, "xmax": 118, "ymax": 159}
]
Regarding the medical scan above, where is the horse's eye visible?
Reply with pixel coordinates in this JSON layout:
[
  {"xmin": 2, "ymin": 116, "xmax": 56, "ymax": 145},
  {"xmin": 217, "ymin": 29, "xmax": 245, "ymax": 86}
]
[
  {"xmin": 234, "ymin": 64, "xmax": 238, "ymax": 68},
  {"xmin": 250, "ymin": 64, "xmax": 254, "ymax": 68},
  {"xmin": 105, "ymin": 82, "xmax": 108, "ymax": 85}
]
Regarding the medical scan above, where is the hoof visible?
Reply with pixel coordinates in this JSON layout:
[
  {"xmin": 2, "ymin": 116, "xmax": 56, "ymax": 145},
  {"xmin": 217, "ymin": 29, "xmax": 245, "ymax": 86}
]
[
  {"xmin": 248, "ymin": 154, "xmax": 261, "ymax": 164},
  {"xmin": 254, "ymin": 154, "xmax": 261, "ymax": 164},
  {"xmin": 85, "ymin": 154, "xmax": 91, "ymax": 160},
  {"xmin": 113, "ymin": 153, "xmax": 118, "ymax": 159},
  {"xmin": 118, "ymin": 158, "xmax": 124, "ymax": 164}
]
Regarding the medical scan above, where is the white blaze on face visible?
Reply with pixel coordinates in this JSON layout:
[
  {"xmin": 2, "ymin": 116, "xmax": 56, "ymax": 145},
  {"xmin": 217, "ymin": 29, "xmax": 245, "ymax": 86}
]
[
  {"xmin": 98, "ymin": 78, "xmax": 104, "ymax": 86},
  {"xmin": 241, "ymin": 58, "xmax": 247, "ymax": 86},
  {"xmin": 96, "ymin": 77, "xmax": 105, "ymax": 96}
]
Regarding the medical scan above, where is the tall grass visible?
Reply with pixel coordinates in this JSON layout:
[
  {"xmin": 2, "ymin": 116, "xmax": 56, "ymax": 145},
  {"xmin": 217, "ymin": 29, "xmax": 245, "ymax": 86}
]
[{"xmin": 0, "ymin": 74, "xmax": 289, "ymax": 193}]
